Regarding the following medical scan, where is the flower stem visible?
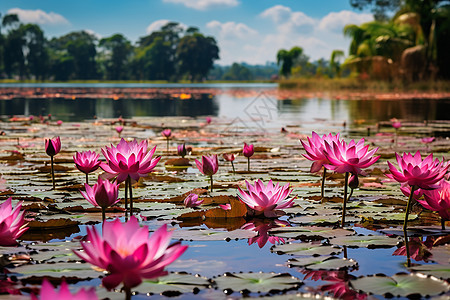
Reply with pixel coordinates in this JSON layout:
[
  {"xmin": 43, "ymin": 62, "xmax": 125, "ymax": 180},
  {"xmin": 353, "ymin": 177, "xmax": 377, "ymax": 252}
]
[
  {"xmin": 128, "ymin": 176, "xmax": 133, "ymax": 216},
  {"xmin": 102, "ymin": 207, "xmax": 105, "ymax": 222},
  {"xmin": 247, "ymin": 157, "xmax": 250, "ymax": 172},
  {"xmin": 124, "ymin": 286, "xmax": 132, "ymax": 300},
  {"xmin": 166, "ymin": 138, "xmax": 169, "ymax": 152},
  {"xmin": 231, "ymin": 161, "xmax": 235, "ymax": 174},
  {"xmin": 210, "ymin": 175, "xmax": 213, "ymax": 193},
  {"xmin": 403, "ymin": 185, "xmax": 417, "ymax": 268},
  {"xmin": 50, "ymin": 156, "xmax": 55, "ymax": 190},
  {"xmin": 441, "ymin": 218, "xmax": 445, "ymax": 230},
  {"xmin": 85, "ymin": 173, "xmax": 89, "ymax": 185},
  {"xmin": 321, "ymin": 167, "xmax": 327, "ymax": 199},
  {"xmin": 124, "ymin": 178, "xmax": 128, "ymax": 219},
  {"xmin": 341, "ymin": 172, "xmax": 349, "ymax": 228}
]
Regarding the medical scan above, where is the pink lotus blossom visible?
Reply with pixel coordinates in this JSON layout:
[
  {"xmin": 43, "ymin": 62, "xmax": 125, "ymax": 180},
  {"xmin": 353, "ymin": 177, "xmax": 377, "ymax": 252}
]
[
  {"xmin": 177, "ymin": 144, "xmax": 187, "ymax": 158},
  {"xmin": 0, "ymin": 198, "xmax": 28, "ymax": 246},
  {"xmin": 73, "ymin": 151, "xmax": 101, "ymax": 175},
  {"xmin": 323, "ymin": 138, "xmax": 380, "ymax": 175},
  {"xmin": 300, "ymin": 131, "xmax": 341, "ymax": 173},
  {"xmin": 206, "ymin": 117, "xmax": 212, "ymax": 124},
  {"xmin": 237, "ymin": 180, "xmax": 295, "ymax": 217},
  {"xmin": 56, "ymin": 120, "xmax": 63, "ymax": 126},
  {"xmin": 223, "ymin": 153, "xmax": 237, "ymax": 161},
  {"xmin": 115, "ymin": 126, "xmax": 124, "ymax": 134},
  {"xmin": 195, "ymin": 155, "xmax": 219, "ymax": 177},
  {"xmin": 400, "ymin": 183, "xmax": 424, "ymax": 201},
  {"xmin": 161, "ymin": 129, "xmax": 172, "ymax": 138},
  {"xmin": 243, "ymin": 143, "xmax": 254, "ymax": 158},
  {"xmin": 101, "ymin": 138, "xmax": 160, "ymax": 183},
  {"xmin": 45, "ymin": 136, "xmax": 61, "ymax": 157},
  {"xmin": 392, "ymin": 121, "xmax": 401, "ymax": 129},
  {"xmin": 80, "ymin": 177, "xmax": 120, "ymax": 209},
  {"xmin": 74, "ymin": 217, "xmax": 187, "ymax": 291},
  {"xmin": 421, "ymin": 137, "xmax": 435, "ymax": 144},
  {"xmin": 31, "ymin": 279, "xmax": 98, "ymax": 300},
  {"xmin": 219, "ymin": 204, "xmax": 231, "ymax": 210},
  {"xmin": 386, "ymin": 151, "xmax": 448, "ymax": 190},
  {"xmin": 183, "ymin": 193, "xmax": 203, "ymax": 208},
  {"xmin": 419, "ymin": 180, "xmax": 450, "ymax": 220}
]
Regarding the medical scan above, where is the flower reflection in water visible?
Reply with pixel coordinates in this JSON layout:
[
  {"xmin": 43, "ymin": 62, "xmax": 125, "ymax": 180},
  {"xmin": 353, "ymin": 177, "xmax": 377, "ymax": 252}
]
[
  {"xmin": 392, "ymin": 236, "xmax": 434, "ymax": 262},
  {"xmin": 241, "ymin": 219, "xmax": 289, "ymax": 248}
]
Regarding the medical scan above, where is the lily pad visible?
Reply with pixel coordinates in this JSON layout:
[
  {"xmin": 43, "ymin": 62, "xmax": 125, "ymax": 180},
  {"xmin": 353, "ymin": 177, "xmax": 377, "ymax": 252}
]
[
  {"xmin": 269, "ymin": 226, "xmax": 355, "ymax": 240},
  {"xmin": 410, "ymin": 264, "xmax": 450, "ymax": 280},
  {"xmin": 171, "ymin": 229, "xmax": 256, "ymax": 241},
  {"xmin": 213, "ymin": 272, "xmax": 302, "ymax": 294},
  {"xmin": 133, "ymin": 272, "xmax": 210, "ymax": 294},
  {"xmin": 329, "ymin": 235, "xmax": 401, "ymax": 248},
  {"xmin": 271, "ymin": 242, "xmax": 342, "ymax": 256},
  {"xmin": 288, "ymin": 256, "xmax": 358, "ymax": 271},
  {"xmin": 12, "ymin": 262, "xmax": 101, "ymax": 279},
  {"xmin": 350, "ymin": 273, "xmax": 450, "ymax": 297}
]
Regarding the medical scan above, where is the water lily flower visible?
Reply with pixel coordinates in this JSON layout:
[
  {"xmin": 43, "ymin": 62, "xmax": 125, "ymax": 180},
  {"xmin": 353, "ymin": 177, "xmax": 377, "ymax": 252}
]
[
  {"xmin": 31, "ymin": 279, "xmax": 98, "ymax": 300},
  {"xmin": 391, "ymin": 118, "xmax": 401, "ymax": 145},
  {"xmin": 183, "ymin": 193, "xmax": 203, "ymax": 208},
  {"xmin": 323, "ymin": 138, "xmax": 380, "ymax": 227},
  {"xmin": 74, "ymin": 217, "xmax": 187, "ymax": 297},
  {"xmin": 195, "ymin": 154, "xmax": 219, "ymax": 192},
  {"xmin": 101, "ymin": 138, "xmax": 160, "ymax": 215},
  {"xmin": 206, "ymin": 116, "xmax": 212, "ymax": 124},
  {"xmin": 243, "ymin": 143, "xmax": 254, "ymax": 171},
  {"xmin": 223, "ymin": 153, "xmax": 237, "ymax": 174},
  {"xmin": 0, "ymin": 198, "xmax": 28, "ymax": 246},
  {"xmin": 300, "ymin": 131, "xmax": 341, "ymax": 198},
  {"xmin": 421, "ymin": 137, "xmax": 435, "ymax": 144},
  {"xmin": 219, "ymin": 204, "xmax": 231, "ymax": 210},
  {"xmin": 80, "ymin": 177, "xmax": 120, "ymax": 221},
  {"xmin": 177, "ymin": 143, "xmax": 187, "ymax": 158},
  {"xmin": 115, "ymin": 126, "xmax": 124, "ymax": 137},
  {"xmin": 56, "ymin": 120, "xmax": 63, "ymax": 126},
  {"xmin": 73, "ymin": 150, "xmax": 101, "ymax": 184},
  {"xmin": 386, "ymin": 151, "xmax": 448, "ymax": 266},
  {"xmin": 419, "ymin": 180, "xmax": 450, "ymax": 229},
  {"xmin": 162, "ymin": 129, "xmax": 171, "ymax": 152},
  {"xmin": 237, "ymin": 179, "xmax": 295, "ymax": 218},
  {"xmin": 45, "ymin": 136, "xmax": 61, "ymax": 190}
]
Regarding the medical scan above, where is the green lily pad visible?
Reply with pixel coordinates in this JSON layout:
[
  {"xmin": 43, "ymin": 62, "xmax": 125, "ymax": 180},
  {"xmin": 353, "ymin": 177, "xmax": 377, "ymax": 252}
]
[
  {"xmin": 350, "ymin": 273, "xmax": 450, "ymax": 297},
  {"xmin": 271, "ymin": 242, "xmax": 342, "ymax": 256},
  {"xmin": 329, "ymin": 235, "xmax": 401, "ymax": 248},
  {"xmin": 288, "ymin": 256, "xmax": 358, "ymax": 271},
  {"xmin": 429, "ymin": 245, "xmax": 450, "ymax": 265},
  {"xmin": 133, "ymin": 272, "xmax": 210, "ymax": 294},
  {"xmin": 12, "ymin": 262, "xmax": 101, "ymax": 279},
  {"xmin": 269, "ymin": 227, "xmax": 354, "ymax": 240},
  {"xmin": 410, "ymin": 264, "xmax": 450, "ymax": 280},
  {"xmin": 213, "ymin": 272, "xmax": 302, "ymax": 294},
  {"xmin": 171, "ymin": 229, "xmax": 256, "ymax": 241}
]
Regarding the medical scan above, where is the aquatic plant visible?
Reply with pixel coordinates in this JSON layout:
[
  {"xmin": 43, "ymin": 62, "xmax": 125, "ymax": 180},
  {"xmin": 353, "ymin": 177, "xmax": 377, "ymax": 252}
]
[
  {"xmin": 31, "ymin": 279, "xmax": 98, "ymax": 300},
  {"xmin": 115, "ymin": 126, "xmax": 124, "ymax": 138},
  {"xmin": 237, "ymin": 179, "xmax": 294, "ymax": 218},
  {"xmin": 73, "ymin": 150, "xmax": 101, "ymax": 184},
  {"xmin": 101, "ymin": 138, "xmax": 160, "ymax": 216},
  {"xmin": 243, "ymin": 142, "xmax": 254, "ymax": 171},
  {"xmin": 162, "ymin": 129, "xmax": 172, "ymax": 152},
  {"xmin": 0, "ymin": 198, "xmax": 28, "ymax": 246},
  {"xmin": 80, "ymin": 177, "xmax": 120, "ymax": 221},
  {"xmin": 419, "ymin": 180, "xmax": 450, "ymax": 229},
  {"xmin": 183, "ymin": 193, "xmax": 203, "ymax": 208},
  {"xmin": 177, "ymin": 143, "xmax": 187, "ymax": 158},
  {"xmin": 45, "ymin": 136, "xmax": 61, "ymax": 190},
  {"xmin": 300, "ymin": 131, "xmax": 341, "ymax": 199},
  {"xmin": 223, "ymin": 153, "xmax": 237, "ymax": 174},
  {"xmin": 324, "ymin": 138, "xmax": 380, "ymax": 227},
  {"xmin": 195, "ymin": 154, "xmax": 219, "ymax": 192},
  {"xmin": 74, "ymin": 217, "xmax": 187, "ymax": 299}
]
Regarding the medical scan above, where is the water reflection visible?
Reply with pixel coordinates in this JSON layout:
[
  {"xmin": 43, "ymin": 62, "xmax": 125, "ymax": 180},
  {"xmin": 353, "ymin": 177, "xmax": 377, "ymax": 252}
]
[{"xmin": 240, "ymin": 219, "xmax": 289, "ymax": 248}]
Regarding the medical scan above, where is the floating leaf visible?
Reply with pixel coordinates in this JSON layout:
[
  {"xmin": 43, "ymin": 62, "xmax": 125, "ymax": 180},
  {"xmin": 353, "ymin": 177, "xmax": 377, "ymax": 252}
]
[
  {"xmin": 214, "ymin": 272, "xmax": 301, "ymax": 294},
  {"xmin": 329, "ymin": 235, "xmax": 401, "ymax": 248},
  {"xmin": 350, "ymin": 273, "xmax": 450, "ymax": 297},
  {"xmin": 288, "ymin": 256, "xmax": 358, "ymax": 271},
  {"xmin": 269, "ymin": 226, "xmax": 355, "ymax": 240},
  {"xmin": 12, "ymin": 262, "xmax": 101, "ymax": 280},
  {"xmin": 133, "ymin": 272, "xmax": 210, "ymax": 294},
  {"xmin": 271, "ymin": 242, "xmax": 341, "ymax": 256},
  {"xmin": 171, "ymin": 229, "xmax": 256, "ymax": 241},
  {"xmin": 410, "ymin": 264, "xmax": 450, "ymax": 280}
]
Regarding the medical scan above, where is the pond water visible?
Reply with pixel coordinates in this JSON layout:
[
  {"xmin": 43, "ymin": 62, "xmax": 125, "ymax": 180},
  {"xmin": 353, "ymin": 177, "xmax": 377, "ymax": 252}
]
[{"xmin": 0, "ymin": 84, "xmax": 449, "ymax": 299}]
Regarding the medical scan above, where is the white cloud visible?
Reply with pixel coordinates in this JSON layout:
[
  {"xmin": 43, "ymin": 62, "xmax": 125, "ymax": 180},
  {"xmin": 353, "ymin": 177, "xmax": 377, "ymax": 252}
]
[
  {"xmin": 7, "ymin": 8, "xmax": 69, "ymax": 26},
  {"xmin": 83, "ymin": 29, "xmax": 102, "ymax": 40},
  {"xmin": 146, "ymin": 19, "xmax": 187, "ymax": 34},
  {"xmin": 163, "ymin": 0, "xmax": 239, "ymax": 10},
  {"xmin": 261, "ymin": 5, "xmax": 315, "ymax": 34},
  {"xmin": 206, "ymin": 21, "xmax": 257, "ymax": 39},
  {"xmin": 319, "ymin": 10, "xmax": 373, "ymax": 33},
  {"xmin": 260, "ymin": 5, "xmax": 292, "ymax": 23}
]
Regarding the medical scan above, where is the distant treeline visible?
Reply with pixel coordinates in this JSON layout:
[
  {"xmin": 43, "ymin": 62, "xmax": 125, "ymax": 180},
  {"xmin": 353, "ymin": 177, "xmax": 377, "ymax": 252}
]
[{"xmin": 0, "ymin": 15, "xmax": 220, "ymax": 82}]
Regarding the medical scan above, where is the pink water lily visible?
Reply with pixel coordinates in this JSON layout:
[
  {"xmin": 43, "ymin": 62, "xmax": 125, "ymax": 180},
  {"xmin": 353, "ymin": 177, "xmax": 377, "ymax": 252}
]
[
  {"xmin": 419, "ymin": 180, "xmax": 450, "ymax": 228},
  {"xmin": 115, "ymin": 126, "xmax": 124, "ymax": 137},
  {"xmin": 45, "ymin": 136, "xmax": 61, "ymax": 189},
  {"xmin": 0, "ymin": 198, "xmax": 28, "ymax": 246},
  {"xmin": 237, "ymin": 179, "xmax": 295, "ymax": 218},
  {"xmin": 223, "ymin": 153, "xmax": 237, "ymax": 173},
  {"xmin": 80, "ymin": 177, "xmax": 120, "ymax": 221},
  {"xmin": 31, "ymin": 279, "xmax": 98, "ymax": 300},
  {"xmin": 74, "ymin": 217, "xmax": 187, "ymax": 296},
  {"xmin": 74, "ymin": 150, "xmax": 101, "ymax": 184},
  {"xmin": 177, "ymin": 144, "xmax": 187, "ymax": 158},
  {"xmin": 101, "ymin": 138, "xmax": 160, "ymax": 215},
  {"xmin": 183, "ymin": 193, "xmax": 203, "ymax": 208},
  {"xmin": 243, "ymin": 143, "xmax": 254, "ymax": 171},
  {"xmin": 323, "ymin": 138, "xmax": 380, "ymax": 227},
  {"xmin": 195, "ymin": 154, "xmax": 219, "ymax": 192},
  {"xmin": 301, "ymin": 131, "xmax": 341, "ymax": 198}
]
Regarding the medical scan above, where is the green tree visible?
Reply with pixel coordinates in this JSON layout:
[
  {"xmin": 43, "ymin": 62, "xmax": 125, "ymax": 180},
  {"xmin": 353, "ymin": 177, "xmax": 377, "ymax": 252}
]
[
  {"xmin": 99, "ymin": 34, "xmax": 133, "ymax": 80},
  {"xmin": 176, "ymin": 32, "xmax": 219, "ymax": 81},
  {"xmin": 330, "ymin": 50, "xmax": 345, "ymax": 77},
  {"xmin": 133, "ymin": 36, "xmax": 174, "ymax": 80},
  {"xmin": 276, "ymin": 46, "xmax": 303, "ymax": 78},
  {"xmin": 21, "ymin": 24, "xmax": 49, "ymax": 80},
  {"xmin": 222, "ymin": 63, "xmax": 253, "ymax": 80}
]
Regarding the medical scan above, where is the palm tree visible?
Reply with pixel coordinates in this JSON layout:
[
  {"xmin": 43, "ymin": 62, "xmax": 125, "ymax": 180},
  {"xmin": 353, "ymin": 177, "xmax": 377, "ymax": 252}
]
[
  {"xmin": 276, "ymin": 46, "xmax": 303, "ymax": 78},
  {"xmin": 330, "ymin": 50, "xmax": 345, "ymax": 77}
]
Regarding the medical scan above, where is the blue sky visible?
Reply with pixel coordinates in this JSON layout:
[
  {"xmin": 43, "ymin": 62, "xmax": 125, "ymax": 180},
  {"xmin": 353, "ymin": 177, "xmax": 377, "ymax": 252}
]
[{"xmin": 0, "ymin": 0, "xmax": 373, "ymax": 65}]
